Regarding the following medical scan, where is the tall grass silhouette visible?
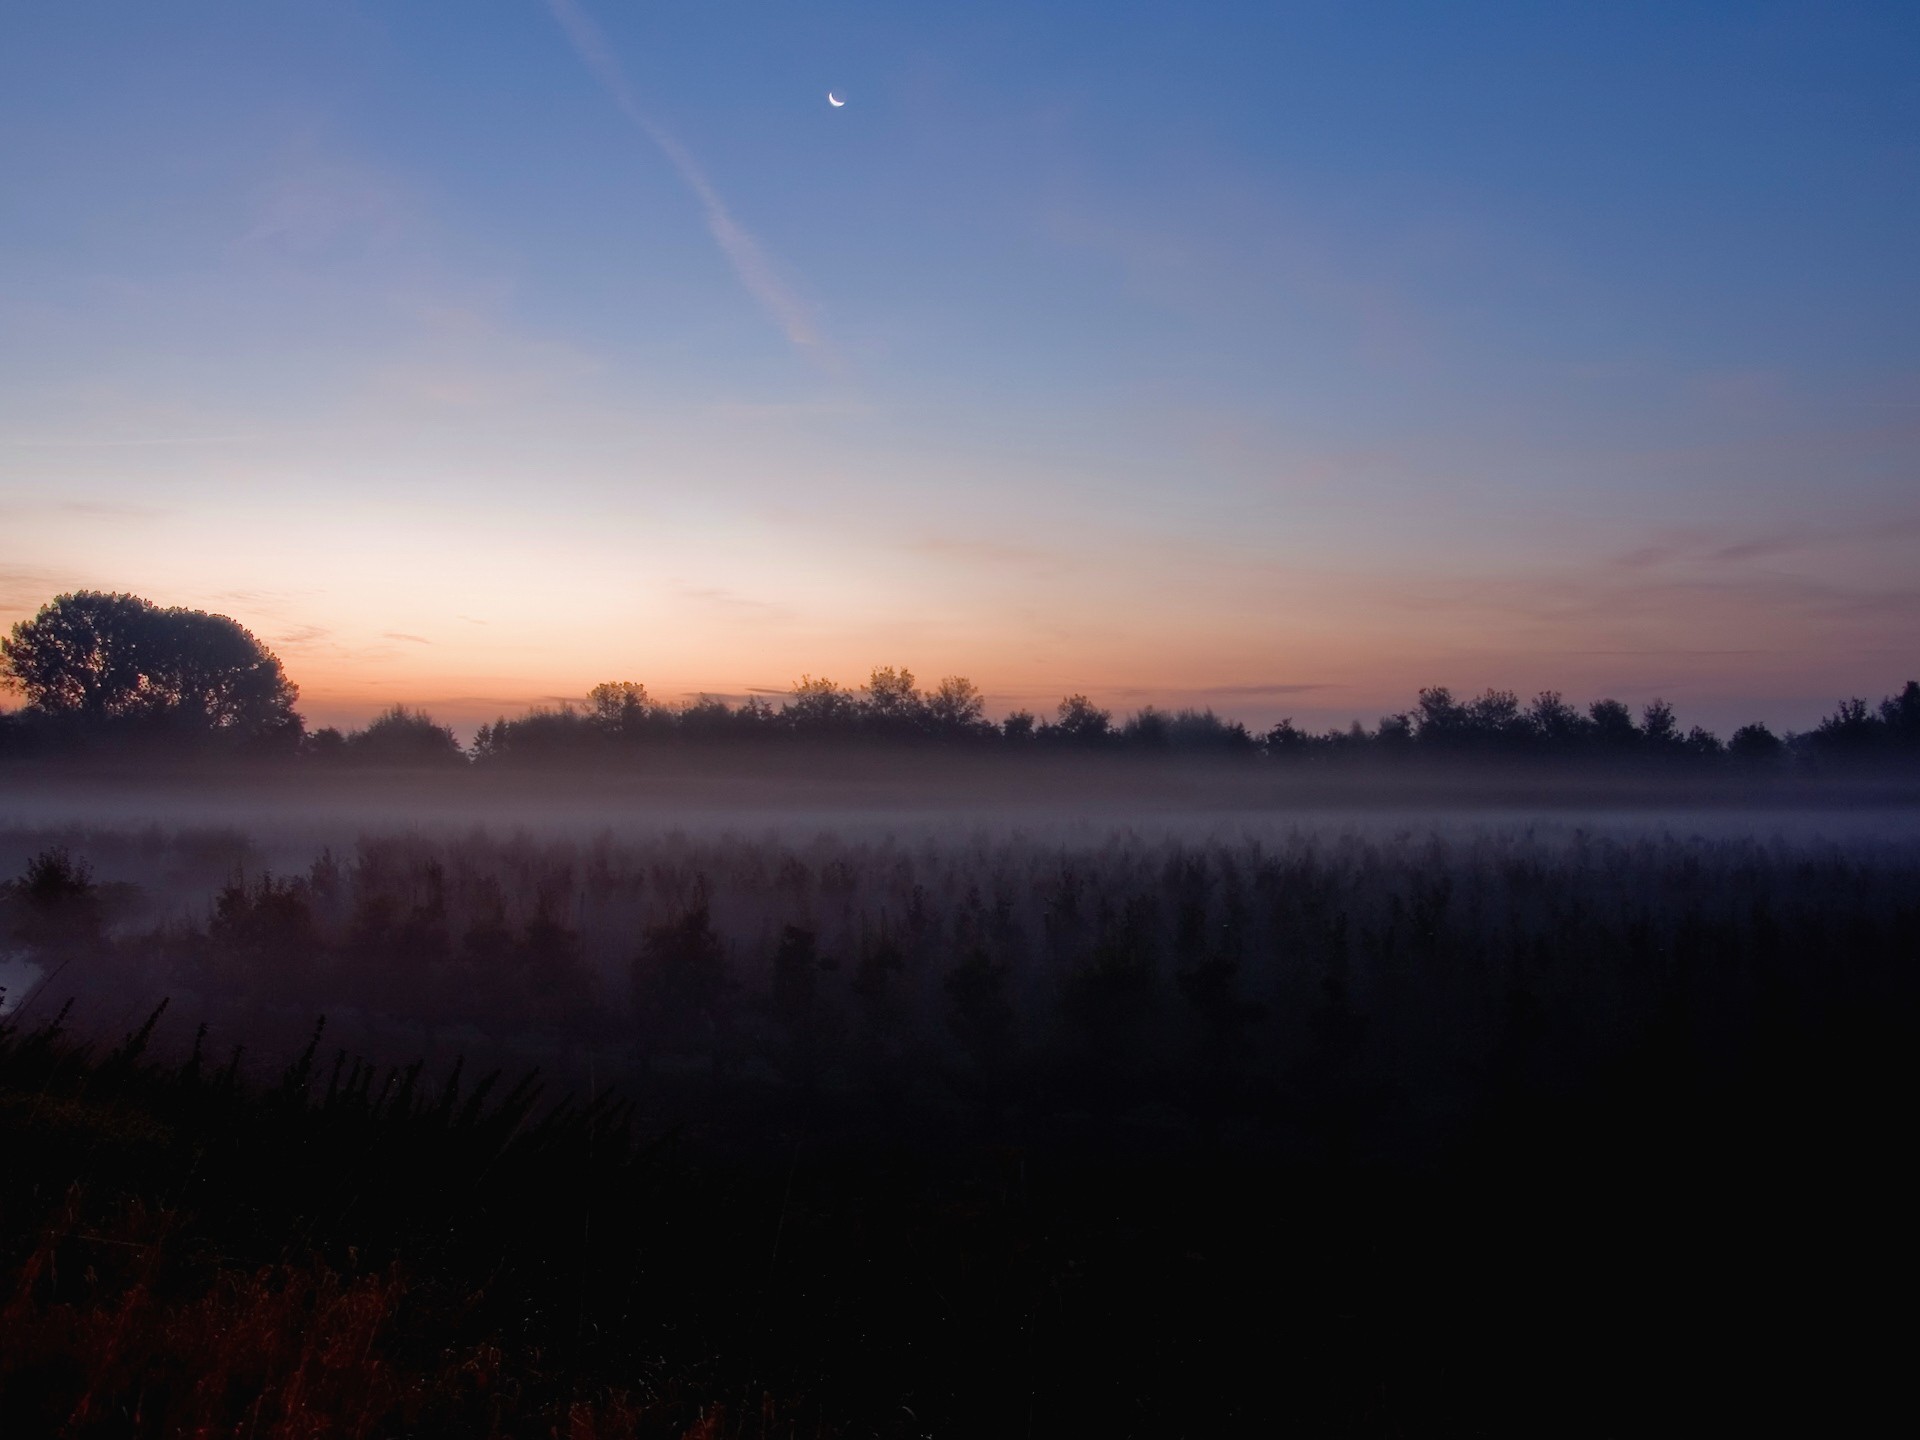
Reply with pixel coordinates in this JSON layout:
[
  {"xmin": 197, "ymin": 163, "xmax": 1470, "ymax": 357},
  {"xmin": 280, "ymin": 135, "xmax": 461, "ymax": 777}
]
[{"xmin": 3, "ymin": 818, "xmax": 1915, "ymax": 1434}]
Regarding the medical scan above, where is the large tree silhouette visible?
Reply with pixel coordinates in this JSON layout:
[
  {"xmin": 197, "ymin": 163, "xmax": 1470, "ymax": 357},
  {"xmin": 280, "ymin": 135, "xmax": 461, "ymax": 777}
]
[{"xmin": 1, "ymin": 591, "xmax": 300, "ymax": 744}]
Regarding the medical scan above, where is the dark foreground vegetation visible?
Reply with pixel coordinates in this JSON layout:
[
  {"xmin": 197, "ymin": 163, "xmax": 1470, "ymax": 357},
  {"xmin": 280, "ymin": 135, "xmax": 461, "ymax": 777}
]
[{"xmin": 3, "ymin": 820, "xmax": 1916, "ymax": 1435}]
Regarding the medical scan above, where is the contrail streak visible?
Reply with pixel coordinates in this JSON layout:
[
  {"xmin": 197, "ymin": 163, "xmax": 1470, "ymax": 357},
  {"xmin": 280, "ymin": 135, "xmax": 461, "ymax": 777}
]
[{"xmin": 545, "ymin": 0, "xmax": 822, "ymax": 354}]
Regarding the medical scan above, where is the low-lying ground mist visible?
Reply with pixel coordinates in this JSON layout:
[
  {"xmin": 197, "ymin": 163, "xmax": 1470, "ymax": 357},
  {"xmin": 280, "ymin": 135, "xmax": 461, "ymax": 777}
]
[
  {"xmin": 7, "ymin": 782, "xmax": 1917, "ymax": 1155},
  {"xmin": 4, "ymin": 773, "xmax": 1915, "ymax": 1435}
]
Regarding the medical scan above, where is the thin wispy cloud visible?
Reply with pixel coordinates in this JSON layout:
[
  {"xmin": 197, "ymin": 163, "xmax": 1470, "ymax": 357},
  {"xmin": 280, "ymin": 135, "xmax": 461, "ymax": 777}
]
[
  {"xmin": 56, "ymin": 500, "xmax": 169, "ymax": 519},
  {"xmin": 1105, "ymin": 682, "xmax": 1333, "ymax": 700},
  {"xmin": 0, "ymin": 498, "xmax": 170, "ymax": 519},
  {"xmin": 237, "ymin": 150, "xmax": 414, "ymax": 257},
  {"xmin": 1567, "ymin": 649, "xmax": 1768, "ymax": 657},
  {"xmin": 428, "ymin": 694, "xmax": 576, "ymax": 710},
  {"xmin": 671, "ymin": 583, "xmax": 794, "ymax": 621},
  {"xmin": 1387, "ymin": 567, "xmax": 1920, "ymax": 638},
  {"xmin": 701, "ymin": 398, "xmax": 873, "ymax": 422},
  {"xmin": 1, "ymin": 434, "xmax": 261, "ymax": 449},
  {"xmin": 1206, "ymin": 682, "xmax": 1338, "ymax": 697},
  {"xmin": 0, "ymin": 566, "xmax": 61, "ymax": 618},
  {"xmin": 545, "ymin": 0, "xmax": 825, "ymax": 357},
  {"xmin": 908, "ymin": 535, "xmax": 1064, "ymax": 570},
  {"xmin": 1612, "ymin": 516, "xmax": 1920, "ymax": 572}
]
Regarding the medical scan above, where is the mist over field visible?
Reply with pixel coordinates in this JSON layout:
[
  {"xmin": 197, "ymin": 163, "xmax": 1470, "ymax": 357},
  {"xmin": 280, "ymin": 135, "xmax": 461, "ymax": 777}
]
[
  {"xmin": 9, "ymin": 773, "xmax": 1917, "ymax": 1136},
  {"xmin": 7, "ymin": 767, "xmax": 1917, "ymax": 1432}
]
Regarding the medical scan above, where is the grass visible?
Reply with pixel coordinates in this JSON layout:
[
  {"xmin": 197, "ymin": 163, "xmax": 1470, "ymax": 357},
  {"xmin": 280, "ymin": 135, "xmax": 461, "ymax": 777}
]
[{"xmin": 3, "ymin": 816, "xmax": 1916, "ymax": 1434}]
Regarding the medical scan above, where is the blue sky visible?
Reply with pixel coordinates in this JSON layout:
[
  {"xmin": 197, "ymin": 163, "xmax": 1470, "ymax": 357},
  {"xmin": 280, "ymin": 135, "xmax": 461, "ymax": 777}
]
[{"xmin": 2, "ymin": 1, "xmax": 1916, "ymax": 733}]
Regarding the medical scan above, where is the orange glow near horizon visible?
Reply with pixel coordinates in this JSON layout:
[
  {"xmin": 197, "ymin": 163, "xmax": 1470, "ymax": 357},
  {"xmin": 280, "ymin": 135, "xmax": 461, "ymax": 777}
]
[
  {"xmin": 261, "ymin": 571, "xmax": 1911, "ymax": 742},
  {"xmin": 5, "ymin": 485, "xmax": 1916, "ymax": 742},
  {"xmin": 5, "ymin": 392, "xmax": 1916, "ymax": 743}
]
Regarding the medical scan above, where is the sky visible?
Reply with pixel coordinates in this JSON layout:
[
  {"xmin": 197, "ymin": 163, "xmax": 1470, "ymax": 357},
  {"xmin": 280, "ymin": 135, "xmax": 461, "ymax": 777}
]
[{"xmin": 2, "ymin": 1, "xmax": 1917, "ymax": 737}]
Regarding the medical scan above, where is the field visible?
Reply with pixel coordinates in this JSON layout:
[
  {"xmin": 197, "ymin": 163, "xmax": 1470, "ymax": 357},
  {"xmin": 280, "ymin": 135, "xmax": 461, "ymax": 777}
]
[{"xmin": 3, "ymin": 790, "xmax": 1916, "ymax": 1435}]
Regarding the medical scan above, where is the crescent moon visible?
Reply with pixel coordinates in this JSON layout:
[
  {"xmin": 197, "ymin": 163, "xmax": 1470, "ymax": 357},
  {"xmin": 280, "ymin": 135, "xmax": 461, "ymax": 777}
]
[{"xmin": 827, "ymin": 92, "xmax": 845, "ymax": 107}]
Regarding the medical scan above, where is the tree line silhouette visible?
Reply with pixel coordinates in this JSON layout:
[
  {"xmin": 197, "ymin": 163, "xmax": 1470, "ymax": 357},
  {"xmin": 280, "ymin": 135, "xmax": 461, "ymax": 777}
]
[{"xmin": 3, "ymin": 590, "xmax": 1917, "ymax": 770}]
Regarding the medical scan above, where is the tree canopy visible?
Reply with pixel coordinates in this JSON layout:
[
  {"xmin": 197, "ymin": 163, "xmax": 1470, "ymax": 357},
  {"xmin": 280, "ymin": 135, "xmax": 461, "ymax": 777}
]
[
  {"xmin": 0, "ymin": 591, "xmax": 301, "ymax": 745},
  {"xmin": 338, "ymin": 705, "xmax": 465, "ymax": 765}
]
